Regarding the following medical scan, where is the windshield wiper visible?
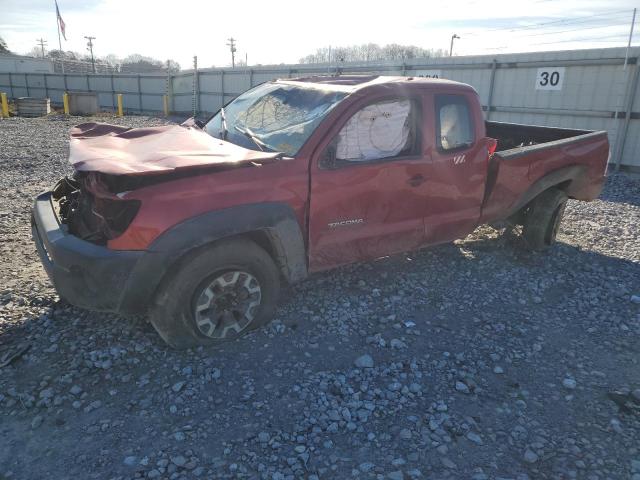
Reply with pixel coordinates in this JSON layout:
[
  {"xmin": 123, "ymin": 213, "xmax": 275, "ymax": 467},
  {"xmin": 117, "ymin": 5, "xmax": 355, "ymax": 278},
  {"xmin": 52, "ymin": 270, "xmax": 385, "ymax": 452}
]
[
  {"xmin": 220, "ymin": 107, "xmax": 228, "ymax": 140},
  {"xmin": 234, "ymin": 125, "xmax": 267, "ymax": 151}
]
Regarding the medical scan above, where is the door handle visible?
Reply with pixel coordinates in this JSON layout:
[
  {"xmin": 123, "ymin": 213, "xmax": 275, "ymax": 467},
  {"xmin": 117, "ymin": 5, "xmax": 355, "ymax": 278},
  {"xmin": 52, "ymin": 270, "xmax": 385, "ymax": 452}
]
[{"xmin": 407, "ymin": 174, "xmax": 426, "ymax": 187}]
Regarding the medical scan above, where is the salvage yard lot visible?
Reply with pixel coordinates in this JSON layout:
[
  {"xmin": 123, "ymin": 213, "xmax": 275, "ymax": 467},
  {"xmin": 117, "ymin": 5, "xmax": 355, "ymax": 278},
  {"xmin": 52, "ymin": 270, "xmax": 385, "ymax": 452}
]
[{"xmin": 1, "ymin": 115, "xmax": 639, "ymax": 480}]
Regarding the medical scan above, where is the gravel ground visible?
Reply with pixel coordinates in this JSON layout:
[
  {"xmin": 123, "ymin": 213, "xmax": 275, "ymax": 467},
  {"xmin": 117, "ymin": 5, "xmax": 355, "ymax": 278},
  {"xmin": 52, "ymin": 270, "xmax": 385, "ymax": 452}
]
[{"xmin": 1, "ymin": 115, "xmax": 639, "ymax": 480}]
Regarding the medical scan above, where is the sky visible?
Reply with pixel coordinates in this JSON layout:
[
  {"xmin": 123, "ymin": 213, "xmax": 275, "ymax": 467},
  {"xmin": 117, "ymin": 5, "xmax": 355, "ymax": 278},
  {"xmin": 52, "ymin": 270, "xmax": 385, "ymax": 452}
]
[{"xmin": 1, "ymin": 0, "xmax": 638, "ymax": 69}]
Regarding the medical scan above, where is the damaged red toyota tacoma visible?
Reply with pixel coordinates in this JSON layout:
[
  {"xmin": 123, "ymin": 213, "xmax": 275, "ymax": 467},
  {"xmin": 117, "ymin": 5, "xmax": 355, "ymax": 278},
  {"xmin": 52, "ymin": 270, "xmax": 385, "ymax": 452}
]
[{"xmin": 31, "ymin": 76, "xmax": 610, "ymax": 348}]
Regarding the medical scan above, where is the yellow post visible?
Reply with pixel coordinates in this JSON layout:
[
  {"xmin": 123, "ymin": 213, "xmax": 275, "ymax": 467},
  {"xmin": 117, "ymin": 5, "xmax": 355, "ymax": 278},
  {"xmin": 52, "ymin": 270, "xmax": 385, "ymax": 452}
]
[
  {"xmin": 116, "ymin": 94, "xmax": 123, "ymax": 117},
  {"xmin": 0, "ymin": 92, "xmax": 9, "ymax": 118},
  {"xmin": 163, "ymin": 95, "xmax": 169, "ymax": 117},
  {"xmin": 62, "ymin": 92, "xmax": 70, "ymax": 115}
]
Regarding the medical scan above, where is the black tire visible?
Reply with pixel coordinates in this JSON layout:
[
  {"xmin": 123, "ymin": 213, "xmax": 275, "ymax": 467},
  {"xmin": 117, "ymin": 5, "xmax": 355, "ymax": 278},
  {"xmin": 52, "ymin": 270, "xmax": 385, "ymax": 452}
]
[
  {"xmin": 150, "ymin": 238, "xmax": 280, "ymax": 349},
  {"xmin": 522, "ymin": 188, "xmax": 568, "ymax": 251}
]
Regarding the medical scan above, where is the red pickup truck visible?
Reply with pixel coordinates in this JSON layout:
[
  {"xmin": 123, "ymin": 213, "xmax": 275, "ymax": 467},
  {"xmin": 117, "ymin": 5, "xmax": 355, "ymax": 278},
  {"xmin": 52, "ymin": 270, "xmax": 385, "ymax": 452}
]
[{"xmin": 31, "ymin": 75, "xmax": 609, "ymax": 348}]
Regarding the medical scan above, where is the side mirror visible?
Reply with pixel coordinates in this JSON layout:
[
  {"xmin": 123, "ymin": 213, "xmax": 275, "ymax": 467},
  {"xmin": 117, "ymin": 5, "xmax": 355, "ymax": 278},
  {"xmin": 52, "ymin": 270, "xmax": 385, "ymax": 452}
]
[{"xmin": 320, "ymin": 144, "xmax": 337, "ymax": 169}]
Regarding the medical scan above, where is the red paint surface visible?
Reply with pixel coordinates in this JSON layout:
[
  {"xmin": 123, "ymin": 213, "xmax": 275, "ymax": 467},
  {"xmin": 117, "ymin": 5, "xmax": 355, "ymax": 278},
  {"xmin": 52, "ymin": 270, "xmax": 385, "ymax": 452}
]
[{"xmin": 96, "ymin": 77, "xmax": 608, "ymax": 274}]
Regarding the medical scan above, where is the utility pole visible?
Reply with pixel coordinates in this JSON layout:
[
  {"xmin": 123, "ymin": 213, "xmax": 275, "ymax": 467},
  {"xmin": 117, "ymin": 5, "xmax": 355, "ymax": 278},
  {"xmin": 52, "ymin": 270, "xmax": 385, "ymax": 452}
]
[
  {"xmin": 84, "ymin": 36, "xmax": 96, "ymax": 73},
  {"xmin": 227, "ymin": 37, "xmax": 237, "ymax": 68},
  {"xmin": 450, "ymin": 34, "xmax": 460, "ymax": 57},
  {"xmin": 36, "ymin": 38, "xmax": 48, "ymax": 58}
]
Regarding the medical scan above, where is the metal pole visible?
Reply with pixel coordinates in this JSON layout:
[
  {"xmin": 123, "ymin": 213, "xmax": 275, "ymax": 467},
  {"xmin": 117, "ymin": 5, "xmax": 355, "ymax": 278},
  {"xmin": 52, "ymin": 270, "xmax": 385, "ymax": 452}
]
[
  {"xmin": 169, "ymin": 71, "xmax": 175, "ymax": 113},
  {"xmin": 612, "ymin": 8, "xmax": 637, "ymax": 170},
  {"xmin": 192, "ymin": 56, "xmax": 198, "ymax": 117},
  {"xmin": 166, "ymin": 60, "xmax": 171, "ymax": 116},
  {"xmin": 450, "ymin": 34, "xmax": 460, "ymax": 57},
  {"xmin": 624, "ymin": 8, "xmax": 637, "ymax": 69},
  {"xmin": 614, "ymin": 61, "xmax": 640, "ymax": 170},
  {"xmin": 191, "ymin": 55, "xmax": 198, "ymax": 117},
  {"xmin": 110, "ymin": 74, "xmax": 115, "ymax": 110},
  {"xmin": 486, "ymin": 59, "xmax": 498, "ymax": 120},
  {"xmin": 56, "ymin": 9, "xmax": 64, "ymax": 74},
  {"xmin": 220, "ymin": 70, "xmax": 225, "ymax": 112},
  {"xmin": 25, "ymin": 73, "xmax": 30, "ymax": 97},
  {"xmin": 1, "ymin": 93, "xmax": 9, "ymax": 118},
  {"xmin": 137, "ymin": 74, "xmax": 142, "ymax": 113}
]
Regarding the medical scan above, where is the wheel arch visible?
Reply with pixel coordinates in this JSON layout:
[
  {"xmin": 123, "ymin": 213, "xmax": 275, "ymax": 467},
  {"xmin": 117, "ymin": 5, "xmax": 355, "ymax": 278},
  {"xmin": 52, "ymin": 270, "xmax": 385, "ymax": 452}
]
[
  {"xmin": 118, "ymin": 202, "xmax": 307, "ymax": 314},
  {"xmin": 507, "ymin": 165, "xmax": 586, "ymax": 219}
]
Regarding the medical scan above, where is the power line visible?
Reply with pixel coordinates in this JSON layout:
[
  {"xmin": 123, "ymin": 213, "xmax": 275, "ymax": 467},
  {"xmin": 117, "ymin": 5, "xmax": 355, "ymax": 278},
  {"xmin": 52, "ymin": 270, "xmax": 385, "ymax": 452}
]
[
  {"xmin": 464, "ymin": 20, "xmax": 630, "ymax": 46},
  {"xmin": 467, "ymin": 10, "xmax": 630, "ymax": 36},
  {"xmin": 511, "ymin": 20, "xmax": 629, "ymax": 38},
  {"xmin": 462, "ymin": 9, "xmax": 631, "ymax": 37},
  {"xmin": 528, "ymin": 33, "xmax": 630, "ymax": 47},
  {"xmin": 483, "ymin": 32, "xmax": 633, "ymax": 51}
]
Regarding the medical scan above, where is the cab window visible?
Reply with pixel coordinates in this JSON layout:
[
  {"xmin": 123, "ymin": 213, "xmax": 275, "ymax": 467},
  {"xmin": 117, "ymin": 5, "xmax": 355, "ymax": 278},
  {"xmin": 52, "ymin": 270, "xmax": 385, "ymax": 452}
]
[{"xmin": 335, "ymin": 98, "xmax": 420, "ymax": 162}]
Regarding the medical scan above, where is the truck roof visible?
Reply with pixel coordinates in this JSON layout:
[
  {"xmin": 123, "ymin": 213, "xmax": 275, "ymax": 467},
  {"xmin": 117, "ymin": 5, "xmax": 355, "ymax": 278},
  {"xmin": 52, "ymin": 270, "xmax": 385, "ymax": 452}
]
[{"xmin": 279, "ymin": 75, "xmax": 475, "ymax": 93}]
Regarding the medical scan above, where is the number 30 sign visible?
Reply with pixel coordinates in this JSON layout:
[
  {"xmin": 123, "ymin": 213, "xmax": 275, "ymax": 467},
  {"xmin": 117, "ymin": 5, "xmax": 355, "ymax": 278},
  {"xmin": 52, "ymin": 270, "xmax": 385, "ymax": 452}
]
[{"xmin": 536, "ymin": 67, "xmax": 565, "ymax": 90}]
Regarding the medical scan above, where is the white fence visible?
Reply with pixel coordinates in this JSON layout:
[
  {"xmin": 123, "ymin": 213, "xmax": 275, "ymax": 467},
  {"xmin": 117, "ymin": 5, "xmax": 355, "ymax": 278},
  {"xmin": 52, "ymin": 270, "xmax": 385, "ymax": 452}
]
[{"xmin": 1, "ymin": 47, "xmax": 640, "ymax": 170}]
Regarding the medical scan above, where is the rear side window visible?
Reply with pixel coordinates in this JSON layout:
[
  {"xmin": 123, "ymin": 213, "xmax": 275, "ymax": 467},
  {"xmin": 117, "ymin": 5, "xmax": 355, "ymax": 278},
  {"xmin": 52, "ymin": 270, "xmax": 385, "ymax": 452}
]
[{"xmin": 435, "ymin": 95, "xmax": 474, "ymax": 151}]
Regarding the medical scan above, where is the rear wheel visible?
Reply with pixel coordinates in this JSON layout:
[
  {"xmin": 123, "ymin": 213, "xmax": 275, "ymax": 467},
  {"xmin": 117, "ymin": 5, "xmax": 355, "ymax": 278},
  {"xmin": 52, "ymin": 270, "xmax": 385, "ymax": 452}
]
[
  {"xmin": 150, "ymin": 238, "xmax": 280, "ymax": 349},
  {"xmin": 522, "ymin": 188, "xmax": 568, "ymax": 251}
]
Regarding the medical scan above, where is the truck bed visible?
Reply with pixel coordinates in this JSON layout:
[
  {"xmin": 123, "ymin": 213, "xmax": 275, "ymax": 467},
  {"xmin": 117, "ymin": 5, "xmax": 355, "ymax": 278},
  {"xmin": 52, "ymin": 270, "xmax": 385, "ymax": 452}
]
[
  {"xmin": 480, "ymin": 121, "xmax": 609, "ymax": 224},
  {"xmin": 487, "ymin": 121, "xmax": 593, "ymax": 152}
]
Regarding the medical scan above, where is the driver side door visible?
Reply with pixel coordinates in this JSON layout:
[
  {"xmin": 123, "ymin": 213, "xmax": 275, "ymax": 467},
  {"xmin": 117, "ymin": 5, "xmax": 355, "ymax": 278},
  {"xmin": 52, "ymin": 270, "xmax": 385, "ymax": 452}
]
[{"xmin": 308, "ymin": 94, "xmax": 431, "ymax": 271}]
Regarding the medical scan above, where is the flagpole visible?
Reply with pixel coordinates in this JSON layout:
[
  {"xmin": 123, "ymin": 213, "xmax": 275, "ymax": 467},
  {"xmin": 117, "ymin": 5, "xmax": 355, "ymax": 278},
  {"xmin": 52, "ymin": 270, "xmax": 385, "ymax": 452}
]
[{"xmin": 56, "ymin": 1, "xmax": 65, "ymax": 73}]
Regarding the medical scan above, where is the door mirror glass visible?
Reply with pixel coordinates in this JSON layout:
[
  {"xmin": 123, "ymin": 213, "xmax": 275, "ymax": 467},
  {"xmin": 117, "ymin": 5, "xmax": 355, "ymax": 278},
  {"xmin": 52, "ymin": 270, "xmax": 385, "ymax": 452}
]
[{"xmin": 320, "ymin": 142, "xmax": 337, "ymax": 169}]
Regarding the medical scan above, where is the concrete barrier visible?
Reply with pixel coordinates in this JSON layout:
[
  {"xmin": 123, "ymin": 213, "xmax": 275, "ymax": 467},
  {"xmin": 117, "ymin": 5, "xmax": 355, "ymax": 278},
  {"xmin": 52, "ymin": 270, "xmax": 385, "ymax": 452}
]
[{"xmin": 68, "ymin": 92, "xmax": 98, "ymax": 115}]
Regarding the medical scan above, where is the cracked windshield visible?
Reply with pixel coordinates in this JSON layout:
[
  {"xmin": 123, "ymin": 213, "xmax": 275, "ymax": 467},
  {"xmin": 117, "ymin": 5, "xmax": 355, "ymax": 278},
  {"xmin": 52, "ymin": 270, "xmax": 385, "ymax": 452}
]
[{"xmin": 205, "ymin": 83, "xmax": 347, "ymax": 155}]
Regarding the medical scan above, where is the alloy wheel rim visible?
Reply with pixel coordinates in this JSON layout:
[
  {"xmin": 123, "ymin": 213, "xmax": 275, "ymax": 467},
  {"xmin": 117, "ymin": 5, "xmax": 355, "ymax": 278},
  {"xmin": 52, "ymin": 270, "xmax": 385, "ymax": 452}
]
[{"xmin": 193, "ymin": 270, "xmax": 261, "ymax": 339}]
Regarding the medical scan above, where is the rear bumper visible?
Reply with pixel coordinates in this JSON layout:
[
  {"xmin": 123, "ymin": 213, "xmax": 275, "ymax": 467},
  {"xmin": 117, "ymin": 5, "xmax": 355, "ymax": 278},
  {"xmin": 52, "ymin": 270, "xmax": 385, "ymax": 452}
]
[{"xmin": 31, "ymin": 191, "xmax": 145, "ymax": 312}]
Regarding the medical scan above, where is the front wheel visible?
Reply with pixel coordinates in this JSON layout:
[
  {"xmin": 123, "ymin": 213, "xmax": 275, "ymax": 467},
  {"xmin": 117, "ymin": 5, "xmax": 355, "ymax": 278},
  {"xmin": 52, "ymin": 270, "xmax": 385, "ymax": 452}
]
[
  {"xmin": 522, "ymin": 188, "xmax": 568, "ymax": 251},
  {"xmin": 150, "ymin": 238, "xmax": 281, "ymax": 349}
]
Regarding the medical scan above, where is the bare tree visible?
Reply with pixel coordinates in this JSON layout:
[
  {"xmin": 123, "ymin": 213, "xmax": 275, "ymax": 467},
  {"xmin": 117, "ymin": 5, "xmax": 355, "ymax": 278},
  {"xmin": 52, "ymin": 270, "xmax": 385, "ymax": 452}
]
[
  {"xmin": 26, "ymin": 46, "xmax": 44, "ymax": 58},
  {"xmin": 166, "ymin": 59, "xmax": 181, "ymax": 72},
  {"xmin": 0, "ymin": 36, "xmax": 10, "ymax": 54},
  {"xmin": 299, "ymin": 43, "xmax": 445, "ymax": 64}
]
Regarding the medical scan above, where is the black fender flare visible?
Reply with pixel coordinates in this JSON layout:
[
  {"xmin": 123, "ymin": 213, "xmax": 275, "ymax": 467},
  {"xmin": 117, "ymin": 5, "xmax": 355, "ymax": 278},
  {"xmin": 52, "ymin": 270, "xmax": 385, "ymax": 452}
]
[{"xmin": 118, "ymin": 202, "xmax": 307, "ymax": 313}]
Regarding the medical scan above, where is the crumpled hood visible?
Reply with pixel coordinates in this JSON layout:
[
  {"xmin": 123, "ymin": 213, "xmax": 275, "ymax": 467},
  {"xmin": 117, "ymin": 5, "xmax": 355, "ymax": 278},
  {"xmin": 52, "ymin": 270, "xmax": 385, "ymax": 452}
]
[{"xmin": 69, "ymin": 122, "xmax": 281, "ymax": 176}]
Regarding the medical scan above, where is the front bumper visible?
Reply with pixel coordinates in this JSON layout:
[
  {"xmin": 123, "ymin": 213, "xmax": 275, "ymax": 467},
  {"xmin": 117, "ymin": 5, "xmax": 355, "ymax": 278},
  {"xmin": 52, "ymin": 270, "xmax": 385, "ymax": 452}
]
[{"xmin": 31, "ymin": 191, "xmax": 145, "ymax": 312}]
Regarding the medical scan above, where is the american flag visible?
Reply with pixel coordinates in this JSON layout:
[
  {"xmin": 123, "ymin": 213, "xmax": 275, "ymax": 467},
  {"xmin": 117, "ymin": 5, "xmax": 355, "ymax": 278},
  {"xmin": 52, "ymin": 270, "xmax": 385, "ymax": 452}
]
[{"xmin": 56, "ymin": 1, "xmax": 66, "ymax": 40}]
